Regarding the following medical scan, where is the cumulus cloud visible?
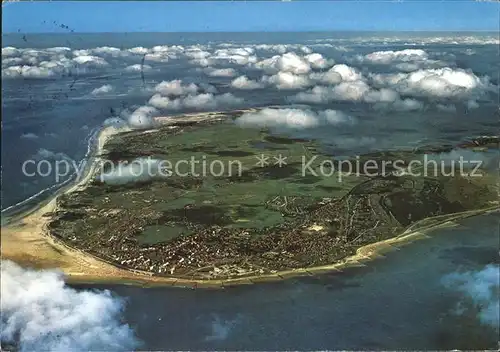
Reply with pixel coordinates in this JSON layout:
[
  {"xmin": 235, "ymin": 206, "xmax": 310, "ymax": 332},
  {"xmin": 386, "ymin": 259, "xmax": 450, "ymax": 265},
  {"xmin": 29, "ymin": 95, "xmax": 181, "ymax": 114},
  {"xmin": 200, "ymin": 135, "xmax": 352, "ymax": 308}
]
[
  {"xmin": 442, "ymin": 265, "xmax": 499, "ymax": 328},
  {"xmin": 20, "ymin": 133, "xmax": 39, "ymax": 140},
  {"xmin": 103, "ymin": 117, "xmax": 128, "ymax": 128},
  {"xmin": 294, "ymin": 75, "xmax": 426, "ymax": 111},
  {"xmin": 425, "ymin": 148, "xmax": 499, "ymax": 170},
  {"xmin": 255, "ymin": 52, "xmax": 311, "ymax": 75},
  {"xmin": 91, "ymin": 84, "xmax": 114, "ymax": 96},
  {"xmin": 125, "ymin": 64, "xmax": 152, "ymax": 72},
  {"xmin": 294, "ymin": 80, "xmax": 372, "ymax": 103},
  {"xmin": 127, "ymin": 47, "xmax": 149, "ymax": 55},
  {"xmin": 154, "ymin": 80, "xmax": 199, "ymax": 96},
  {"xmin": 330, "ymin": 80, "xmax": 372, "ymax": 101},
  {"xmin": 355, "ymin": 48, "xmax": 448, "ymax": 72},
  {"xmin": 1, "ymin": 47, "xmax": 115, "ymax": 79},
  {"xmin": 372, "ymin": 98, "xmax": 424, "ymax": 112},
  {"xmin": 235, "ymin": 108, "xmax": 355, "ymax": 129},
  {"xmin": 128, "ymin": 106, "xmax": 158, "ymax": 128},
  {"xmin": 149, "ymin": 92, "xmax": 243, "ymax": 111},
  {"xmin": 328, "ymin": 64, "xmax": 363, "ymax": 82},
  {"xmin": 204, "ymin": 314, "xmax": 242, "ymax": 342},
  {"xmin": 2, "ymin": 65, "xmax": 59, "ymax": 79},
  {"xmin": 467, "ymin": 100, "xmax": 480, "ymax": 110},
  {"xmin": 33, "ymin": 148, "xmax": 71, "ymax": 162},
  {"xmin": 391, "ymin": 98, "xmax": 425, "ymax": 111},
  {"xmin": 231, "ymin": 76, "xmax": 265, "ymax": 90},
  {"xmin": 436, "ymin": 104, "xmax": 457, "ymax": 113},
  {"xmin": 100, "ymin": 158, "xmax": 170, "ymax": 185},
  {"xmin": 210, "ymin": 48, "xmax": 258, "ymax": 66},
  {"xmin": 307, "ymin": 64, "xmax": 363, "ymax": 86},
  {"xmin": 262, "ymin": 71, "xmax": 311, "ymax": 90},
  {"xmin": 0, "ymin": 260, "xmax": 140, "ymax": 352},
  {"xmin": 184, "ymin": 92, "xmax": 243, "ymax": 109},
  {"xmin": 363, "ymin": 88, "xmax": 400, "ymax": 103},
  {"xmin": 291, "ymin": 61, "xmax": 493, "ymax": 110},
  {"xmin": 362, "ymin": 49, "xmax": 429, "ymax": 64},
  {"xmin": 147, "ymin": 79, "xmax": 241, "ymax": 111},
  {"xmin": 205, "ymin": 67, "xmax": 238, "ymax": 77},
  {"xmin": 2, "ymin": 46, "xmax": 19, "ymax": 57},
  {"xmin": 370, "ymin": 68, "xmax": 491, "ymax": 100},
  {"xmin": 72, "ymin": 55, "xmax": 108, "ymax": 66}
]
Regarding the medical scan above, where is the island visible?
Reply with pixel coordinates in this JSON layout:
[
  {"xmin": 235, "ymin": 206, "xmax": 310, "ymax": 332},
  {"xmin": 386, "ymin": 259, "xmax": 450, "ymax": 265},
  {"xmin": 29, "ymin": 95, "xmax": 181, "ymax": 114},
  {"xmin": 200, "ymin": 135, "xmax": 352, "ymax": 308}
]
[{"xmin": 2, "ymin": 109, "xmax": 499, "ymax": 288}]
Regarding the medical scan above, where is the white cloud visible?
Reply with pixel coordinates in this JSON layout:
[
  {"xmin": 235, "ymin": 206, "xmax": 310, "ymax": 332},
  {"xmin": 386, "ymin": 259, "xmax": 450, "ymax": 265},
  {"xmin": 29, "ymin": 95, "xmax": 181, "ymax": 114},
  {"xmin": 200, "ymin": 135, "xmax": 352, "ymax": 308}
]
[
  {"xmin": 328, "ymin": 64, "xmax": 363, "ymax": 82},
  {"xmin": 72, "ymin": 55, "xmax": 108, "ymax": 66},
  {"xmin": 148, "ymin": 78, "xmax": 237, "ymax": 111},
  {"xmin": 384, "ymin": 98, "xmax": 424, "ymax": 111},
  {"xmin": 467, "ymin": 100, "xmax": 480, "ymax": 109},
  {"xmin": 293, "ymin": 80, "xmax": 426, "ymax": 111},
  {"xmin": 442, "ymin": 265, "xmax": 499, "ymax": 328},
  {"xmin": 154, "ymin": 80, "xmax": 199, "ymax": 96},
  {"xmin": 436, "ymin": 104, "xmax": 457, "ymax": 113},
  {"xmin": 2, "ymin": 47, "xmax": 19, "ymax": 57},
  {"xmin": 33, "ymin": 148, "xmax": 71, "ymax": 161},
  {"xmin": 144, "ymin": 53, "xmax": 170, "ymax": 63},
  {"xmin": 185, "ymin": 93, "xmax": 243, "ymax": 110},
  {"xmin": 426, "ymin": 149, "xmax": 498, "ymax": 170},
  {"xmin": 103, "ymin": 117, "xmax": 128, "ymax": 128},
  {"xmin": 125, "ymin": 64, "xmax": 152, "ymax": 72},
  {"xmin": 295, "ymin": 80, "xmax": 373, "ymax": 103},
  {"xmin": 149, "ymin": 92, "xmax": 243, "ymax": 111},
  {"xmin": 148, "ymin": 94, "xmax": 175, "ymax": 110},
  {"xmin": 128, "ymin": 105, "xmax": 157, "ymax": 128},
  {"xmin": 100, "ymin": 158, "xmax": 170, "ymax": 184},
  {"xmin": 205, "ymin": 67, "xmax": 238, "ymax": 77},
  {"xmin": 235, "ymin": 108, "xmax": 355, "ymax": 129},
  {"xmin": 127, "ymin": 47, "xmax": 149, "ymax": 55},
  {"xmin": 20, "ymin": 133, "xmax": 39, "ymax": 139},
  {"xmin": 90, "ymin": 46, "xmax": 123, "ymax": 57},
  {"xmin": 363, "ymin": 88, "xmax": 400, "ymax": 103},
  {"xmin": 330, "ymin": 80, "xmax": 372, "ymax": 101},
  {"xmin": 2, "ymin": 65, "xmax": 57, "ymax": 79},
  {"xmin": 185, "ymin": 49, "xmax": 211, "ymax": 60},
  {"xmin": 262, "ymin": 71, "xmax": 311, "ymax": 90},
  {"xmin": 231, "ymin": 76, "xmax": 265, "ymax": 90},
  {"xmin": 254, "ymin": 44, "xmax": 288, "ymax": 54},
  {"xmin": 393, "ymin": 98, "xmax": 424, "ymax": 111},
  {"xmin": 361, "ymin": 49, "xmax": 429, "ymax": 64},
  {"xmin": 305, "ymin": 53, "xmax": 332, "ymax": 69},
  {"xmin": 310, "ymin": 70, "xmax": 342, "ymax": 85},
  {"xmin": 255, "ymin": 52, "xmax": 311, "ymax": 75},
  {"xmin": 308, "ymin": 64, "xmax": 362, "ymax": 86},
  {"xmin": 370, "ymin": 67, "xmax": 491, "ymax": 100},
  {"xmin": 211, "ymin": 48, "xmax": 257, "ymax": 65},
  {"xmin": 355, "ymin": 49, "xmax": 450, "ymax": 72},
  {"xmin": 91, "ymin": 84, "xmax": 114, "ymax": 96},
  {"xmin": 0, "ymin": 260, "xmax": 140, "ymax": 352}
]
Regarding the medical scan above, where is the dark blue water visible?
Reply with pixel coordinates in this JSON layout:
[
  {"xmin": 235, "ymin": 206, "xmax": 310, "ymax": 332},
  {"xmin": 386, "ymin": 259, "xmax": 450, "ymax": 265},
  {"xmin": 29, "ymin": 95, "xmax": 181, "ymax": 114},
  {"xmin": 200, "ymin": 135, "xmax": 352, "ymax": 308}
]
[{"xmin": 75, "ymin": 212, "xmax": 499, "ymax": 350}]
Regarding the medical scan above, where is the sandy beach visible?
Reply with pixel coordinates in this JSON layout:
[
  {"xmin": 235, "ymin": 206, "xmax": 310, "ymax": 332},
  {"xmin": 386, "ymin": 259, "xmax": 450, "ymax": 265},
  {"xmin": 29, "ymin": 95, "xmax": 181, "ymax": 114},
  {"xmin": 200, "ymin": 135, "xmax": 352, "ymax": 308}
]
[{"xmin": 2, "ymin": 123, "xmax": 499, "ymax": 288}]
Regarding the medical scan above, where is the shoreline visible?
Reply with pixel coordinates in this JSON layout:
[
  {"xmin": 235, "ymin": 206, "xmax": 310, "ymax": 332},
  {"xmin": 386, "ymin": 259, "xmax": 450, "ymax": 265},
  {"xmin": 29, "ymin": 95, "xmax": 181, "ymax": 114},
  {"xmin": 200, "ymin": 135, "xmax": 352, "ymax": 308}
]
[{"xmin": 2, "ymin": 123, "xmax": 499, "ymax": 289}]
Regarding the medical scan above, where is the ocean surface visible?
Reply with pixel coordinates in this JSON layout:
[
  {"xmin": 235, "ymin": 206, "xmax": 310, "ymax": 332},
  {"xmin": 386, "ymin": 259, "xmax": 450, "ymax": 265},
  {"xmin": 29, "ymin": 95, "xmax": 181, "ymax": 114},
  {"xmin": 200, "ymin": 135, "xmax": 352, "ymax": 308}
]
[{"xmin": 2, "ymin": 31, "xmax": 499, "ymax": 213}]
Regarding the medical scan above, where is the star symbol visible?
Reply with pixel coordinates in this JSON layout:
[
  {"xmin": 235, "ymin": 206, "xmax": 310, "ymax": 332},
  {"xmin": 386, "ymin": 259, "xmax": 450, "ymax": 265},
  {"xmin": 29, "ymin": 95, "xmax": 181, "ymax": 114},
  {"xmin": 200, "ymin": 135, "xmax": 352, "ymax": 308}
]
[
  {"xmin": 255, "ymin": 154, "xmax": 269, "ymax": 167},
  {"xmin": 273, "ymin": 154, "xmax": 287, "ymax": 167}
]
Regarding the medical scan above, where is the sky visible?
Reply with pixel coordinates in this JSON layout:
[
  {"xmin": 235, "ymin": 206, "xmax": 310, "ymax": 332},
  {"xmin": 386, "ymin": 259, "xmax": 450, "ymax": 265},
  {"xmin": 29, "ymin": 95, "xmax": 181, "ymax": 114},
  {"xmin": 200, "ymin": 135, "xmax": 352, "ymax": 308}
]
[{"xmin": 2, "ymin": 1, "xmax": 500, "ymax": 33}]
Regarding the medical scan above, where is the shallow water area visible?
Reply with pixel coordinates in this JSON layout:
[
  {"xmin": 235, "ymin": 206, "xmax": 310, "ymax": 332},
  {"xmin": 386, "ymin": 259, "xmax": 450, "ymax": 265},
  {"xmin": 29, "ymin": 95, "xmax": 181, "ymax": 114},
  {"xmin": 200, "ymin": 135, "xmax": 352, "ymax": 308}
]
[{"xmin": 74, "ymin": 212, "xmax": 499, "ymax": 350}]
